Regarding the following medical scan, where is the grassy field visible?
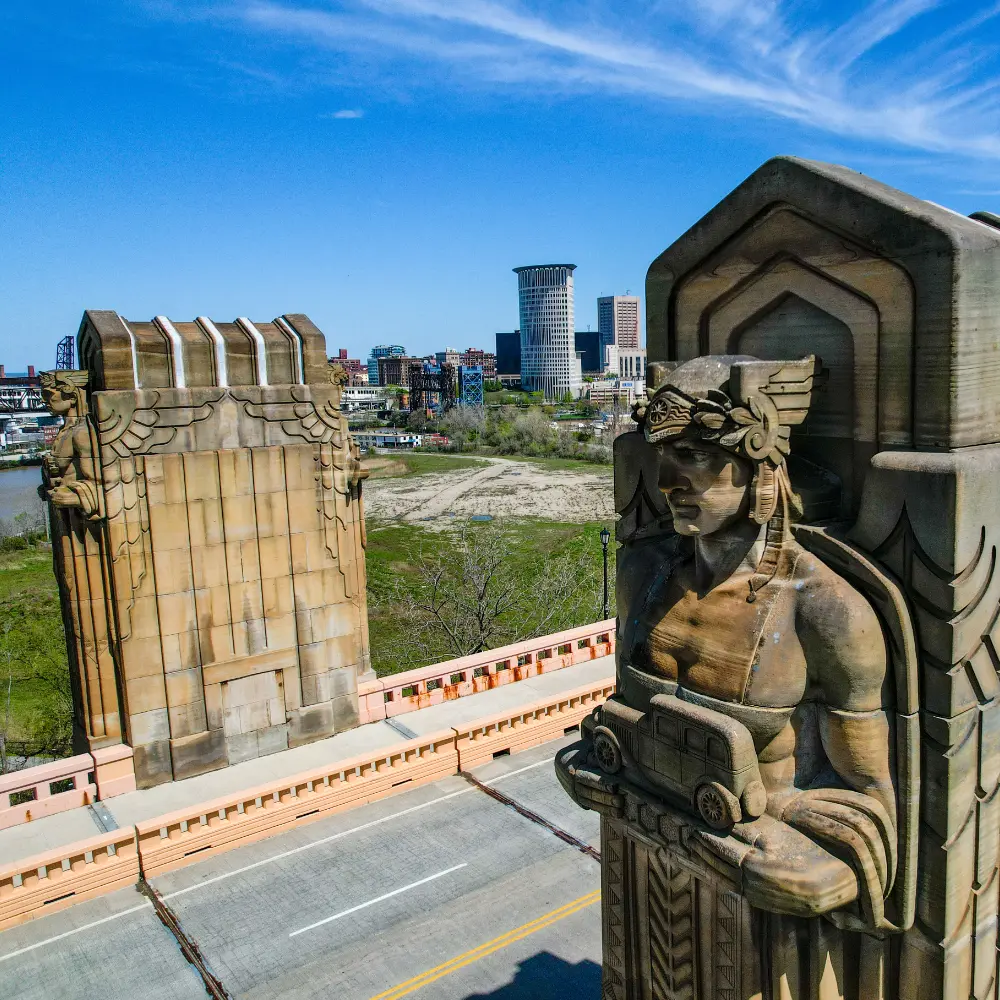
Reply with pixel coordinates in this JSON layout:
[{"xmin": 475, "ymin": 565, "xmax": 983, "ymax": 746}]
[
  {"xmin": 366, "ymin": 517, "xmax": 613, "ymax": 677},
  {"xmin": 0, "ymin": 546, "xmax": 73, "ymax": 761},
  {"xmin": 0, "ymin": 455, "xmax": 614, "ymax": 762}
]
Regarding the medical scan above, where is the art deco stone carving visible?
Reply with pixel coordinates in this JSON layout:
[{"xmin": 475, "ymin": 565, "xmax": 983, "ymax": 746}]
[
  {"xmin": 42, "ymin": 313, "xmax": 370, "ymax": 788},
  {"xmin": 557, "ymin": 157, "xmax": 1000, "ymax": 999}
]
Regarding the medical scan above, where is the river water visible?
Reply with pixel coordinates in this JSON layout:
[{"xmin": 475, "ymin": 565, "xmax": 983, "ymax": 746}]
[{"xmin": 0, "ymin": 465, "xmax": 45, "ymax": 524}]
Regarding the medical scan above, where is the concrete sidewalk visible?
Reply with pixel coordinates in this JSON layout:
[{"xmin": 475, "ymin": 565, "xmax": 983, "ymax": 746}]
[{"xmin": 0, "ymin": 655, "xmax": 613, "ymax": 867}]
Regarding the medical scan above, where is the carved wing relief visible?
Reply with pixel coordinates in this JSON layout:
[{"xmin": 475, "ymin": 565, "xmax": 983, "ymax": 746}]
[
  {"xmin": 230, "ymin": 386, "xmax": 348, "ymax": 449},
  {"xmin": 96, "ymin": 390, "xmax": 221, "ymax": 461}
]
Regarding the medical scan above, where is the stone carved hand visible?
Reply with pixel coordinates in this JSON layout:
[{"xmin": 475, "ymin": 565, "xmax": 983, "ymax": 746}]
[
  {"xmin": 48, "ymin": 485, "xmax": 83, "ymax": 508},
  {"xmin": 556, "ymin": 736, "xmax": 880, "ymax": 926},
  {"xmin": 45, "ymin": 480, "xmax": 103, "ymax": 519},
  {"xmin": 778, "ymin": 787, "xmax": 895, "ymax": 931}
]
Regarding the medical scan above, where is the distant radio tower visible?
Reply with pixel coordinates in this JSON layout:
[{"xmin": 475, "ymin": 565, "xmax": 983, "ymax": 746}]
[{"xmin": 55, "ymin": 335, "xmax": 75, "ymax": 370}]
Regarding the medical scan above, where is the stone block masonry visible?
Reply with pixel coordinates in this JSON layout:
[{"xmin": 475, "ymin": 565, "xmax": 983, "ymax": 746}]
[{"xmin": 39, "ymin": 313, "xmax": 371, "ymax": 789}]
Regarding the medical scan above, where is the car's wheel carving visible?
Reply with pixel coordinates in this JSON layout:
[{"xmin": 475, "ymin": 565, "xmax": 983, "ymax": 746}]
[
  {"xmin": 592, "ymin": 726, "xmax": 622, "ymax": 774},
  {"xmin": 696, "ymin": 782, "xmax": 739, "ymax": 829}
]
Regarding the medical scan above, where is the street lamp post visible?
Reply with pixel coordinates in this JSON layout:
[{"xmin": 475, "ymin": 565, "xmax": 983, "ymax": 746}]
[{"xmin": 600, "ymin": 527, "xmax": 611, "ymax": 620}]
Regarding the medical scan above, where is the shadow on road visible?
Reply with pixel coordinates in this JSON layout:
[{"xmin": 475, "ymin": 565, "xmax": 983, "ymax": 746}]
[{"xmin": 462, "ymin": 952, "xmax": 601, "ymax": 999}]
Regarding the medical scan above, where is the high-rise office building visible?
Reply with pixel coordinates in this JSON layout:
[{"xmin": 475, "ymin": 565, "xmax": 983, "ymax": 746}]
[
  {"xmin": 514, "ymin": 265, "xmax": 582, "ymax": 399},
  {"xmin": 597, "ymin": 295, "xmax": 640, "ymax": 351},
  {"xmin": 574, "ymin": 331, "xmax": 602, "ymax": 375},
  {"xmin": 367, "ymin": 344, "xmax": 406, "ymax": 385},
  {"xmin": 495, "ymin": 331, "xmax": 521, "ymax": 376}
]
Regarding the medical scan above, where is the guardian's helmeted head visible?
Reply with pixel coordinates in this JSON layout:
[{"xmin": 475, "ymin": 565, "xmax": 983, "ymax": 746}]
[
  {"xmin": 634, "ymin": 354, "xmax": 821, "ymax": 599},
  {"xmin": 39, "ymin": 369, "xmax": 89, "ymax": 418}
]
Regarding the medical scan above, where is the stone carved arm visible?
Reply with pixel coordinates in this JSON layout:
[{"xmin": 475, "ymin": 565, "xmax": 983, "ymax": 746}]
[
  {"xmin": 555, "ymin": 736, "xmax": 863, "ymax": 920},
  {"xmin": 769, "ymin": 568, "xmax": 899, "ymax": 931},
  {"xmin": 779, "ymin": 707, "xmax": 897, "ymax": 930}
]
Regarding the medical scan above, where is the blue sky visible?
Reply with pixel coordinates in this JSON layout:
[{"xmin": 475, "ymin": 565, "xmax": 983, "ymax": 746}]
[{"xmin": 3, "ymin": 0, "xmax": 1000, "ymax": 368}]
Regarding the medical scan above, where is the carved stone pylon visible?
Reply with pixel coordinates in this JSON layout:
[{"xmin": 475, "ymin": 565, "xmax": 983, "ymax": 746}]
[
  {"xmin": 557, "ymin": 158, "xmax": 1000, "ymax": 999},
  {"xmin": 41, "ymin": 313, "xmax": 371, "ymax": 788}
]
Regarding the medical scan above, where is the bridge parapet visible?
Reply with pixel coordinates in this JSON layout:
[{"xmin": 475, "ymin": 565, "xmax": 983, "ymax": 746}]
[
  {"xmin": 359, "ymin": 619, "xmax": 615, "ymax": 724},
  {"xmin": 0, "ymin": 827, "xmax": 139, "ymax": 930},
  {"xmin": 0, "ymin": 621, "xmax": 613, "ymax": 836},
  {"xmin": 0, "ymin": 746, "xmax": 134, "ymax": 830},
  {"xmin": 0, "ymin": 675, "xmax": 614, "ymax": 930}
]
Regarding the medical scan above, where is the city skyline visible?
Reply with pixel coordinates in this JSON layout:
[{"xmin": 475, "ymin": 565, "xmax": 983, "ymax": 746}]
[{"xmin": 4, "ymin": 3, "xmax": 999, "ymax": 369}]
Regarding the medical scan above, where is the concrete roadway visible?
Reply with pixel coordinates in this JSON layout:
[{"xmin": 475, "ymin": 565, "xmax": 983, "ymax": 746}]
[{"xmin": 0, "ymin": 735, "xmax": 602, "ymax": 1000}]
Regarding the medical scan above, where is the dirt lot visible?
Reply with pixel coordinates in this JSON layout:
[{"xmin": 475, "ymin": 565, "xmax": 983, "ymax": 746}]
[{"xmin": 362, "ymin": 455, "xmax": 614, "ymax": 525}]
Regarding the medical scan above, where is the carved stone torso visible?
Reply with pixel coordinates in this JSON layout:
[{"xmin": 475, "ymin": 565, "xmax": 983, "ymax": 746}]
[
  {"xmin": 44, "ymin": 419, "xmax": 84, "ymax": 483},
  {"xmin": 628, "ymin": 548, "xmax": 807, "ymax": 711}
]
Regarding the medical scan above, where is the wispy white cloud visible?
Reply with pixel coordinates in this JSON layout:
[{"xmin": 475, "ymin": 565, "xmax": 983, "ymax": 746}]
[
  {"xmin": 326, "ymin": 108, "xmax": 364, "ymax": 118},
  {"xmin": 171, "ymin": 0, "xmax": 1000, "ymax": 158}
]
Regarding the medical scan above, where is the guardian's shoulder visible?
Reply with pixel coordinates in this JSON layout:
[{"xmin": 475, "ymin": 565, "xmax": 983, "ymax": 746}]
[
  {"xmin": 786, "ymin": 540, "xmax": 888, "ymax": 708},
  {"xmin": 788, "ymin": 541, "xmax": 876, "ymax": 618}
]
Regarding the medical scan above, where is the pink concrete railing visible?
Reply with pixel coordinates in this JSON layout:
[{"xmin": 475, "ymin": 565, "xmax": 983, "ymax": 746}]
[
  {"xmin": 0, "ymin": 621, "xmax": 613, "ymax": 834},
  {"xmin": 0, "ymin": 755, "xmax": 96, "ymax": 830},
  {"xmin": 0, "ymin": 827, "xmax": 140, "ymax": 929},
  {"xmin": 358, "ymin": 619, "xmax": 615, "ymax": 724},
  {"xmin": 453, "ymin": 679, "xmax": 615, "ymax": 770},
  {"xmin": 0, "ymin": 676, "xmax": 614, "ymax": 930},
  {"xmin": 0, "ymin": 744, "xmax": 136, "ymax": 831}
]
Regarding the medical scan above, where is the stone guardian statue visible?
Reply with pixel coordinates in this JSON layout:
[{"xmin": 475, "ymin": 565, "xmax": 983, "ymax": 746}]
[
  {"xmin": 557, "ymin": 354, "xmax": 916, "ymax": 997},
  {"xmin": 39, "ymin": 369, "xmax": 122, "ymax": 749}
]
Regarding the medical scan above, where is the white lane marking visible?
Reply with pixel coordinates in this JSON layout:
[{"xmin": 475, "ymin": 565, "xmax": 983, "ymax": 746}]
[
  {"xmin": 288, "ymin": 863, "xmax": 468, "ymax": 939},
  {"xmin": 483, "ymin": 757, "xmax": 553, "ymax": 784},
  {"xmin": 0, "ymin": 749, "xmax": 563, "ymax": 961},
  {"xmin": 0, "ymin": 903, "xmax": 153, "ymax": 964},
  {"xmin": 161, "ymin": 755, "xmax": 556, "ymax": 902},
  {"xmin": 160, "ymin": 787, "xmax": 474, "ymax": 902}
]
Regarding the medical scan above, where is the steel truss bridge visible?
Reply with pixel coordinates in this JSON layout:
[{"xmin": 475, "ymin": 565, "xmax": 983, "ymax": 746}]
[
  {"xmin": 0, "ymin": 335, "xmax": 75, "ymax": 415},
  {"xmin": 0, "ymin": 385, "xmax": 45, "ymax": 414}
]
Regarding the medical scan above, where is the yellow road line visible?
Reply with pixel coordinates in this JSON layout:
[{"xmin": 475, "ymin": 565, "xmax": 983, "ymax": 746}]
[{"xmin": 368, "ymin": 890, "xmax": 601, "ymax": 1000}]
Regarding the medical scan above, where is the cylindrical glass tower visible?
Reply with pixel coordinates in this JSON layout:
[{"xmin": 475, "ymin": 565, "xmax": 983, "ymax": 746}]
[{"xmin": 514, "ymin": 265, "xmax": 582, "ymax": 399}]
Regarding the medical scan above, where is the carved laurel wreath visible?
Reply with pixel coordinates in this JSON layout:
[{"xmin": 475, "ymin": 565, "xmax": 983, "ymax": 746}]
[{"xmin": 639, "ymin": 386, "xmax": 792, "ymax": 467}]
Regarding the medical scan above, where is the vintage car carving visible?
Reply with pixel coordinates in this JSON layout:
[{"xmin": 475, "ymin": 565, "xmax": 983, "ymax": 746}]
[{"xmin": 583, "ymin": 693, "xmax": 767, "ymax": 829}]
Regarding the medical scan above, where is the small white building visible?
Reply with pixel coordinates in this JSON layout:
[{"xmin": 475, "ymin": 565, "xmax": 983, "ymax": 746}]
[
  {"xmin": 604, "ymin": 345, "xmax": 646, "ymax": 382},
  {"xmin": 587, "ymin": 379, "xmax": 644, "ymax": 408},
  {"xmin": 340, "ymin": 387, "xmax": 389, "ymax": 412},
  {"xmin": 353, "ymin": 430, "xmax": 422, "ymax": 451}
]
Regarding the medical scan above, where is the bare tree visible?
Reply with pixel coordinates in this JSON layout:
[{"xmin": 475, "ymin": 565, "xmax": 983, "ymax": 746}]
[
  {"xmin": 385, "ymin": 519, "xmax": 603, "ymax": 664},
  {"xmin": 0, "ymin": 642, "xmax": 14, "ymax": 774},
  {"xmin": 440, "ymin": 406, "xmax": 486, "ymax": 451}
]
